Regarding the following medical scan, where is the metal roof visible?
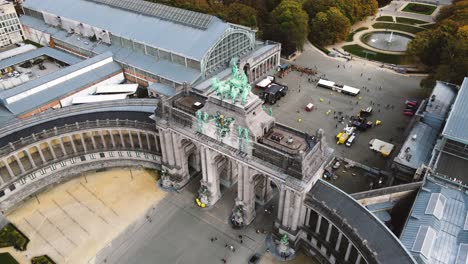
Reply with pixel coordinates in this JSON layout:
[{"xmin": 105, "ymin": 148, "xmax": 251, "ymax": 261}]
[
  {"xmin": 424, "ymin": 81, "xmax": 457, "ymax": 120},
  {"xmin": 0, "ymin": 53, "xmax": 122, "ymax": 115},
  {"xmin": 0, "ymin": 47, "xmax": 82, "ymax": 70},
  {"xmin": 400, "ymin": 177, "xmax": 468, "ymax": 264},
  {"xmin": 21, "ymin": 16, "xmax": 202, "ymax": 85},
  {"xmin": 442, "ymin": 77, "xmax": 468, "ymax": 144},
  {"xmin": 88, "ymin": 0, "xmax": 213, "ymax": 29},
  {"xmin": 148, "ymin": 82, "xmax": 176, "ymax": 97},
  {"xmin": 393, "ymin": 122, "xmax": 438, "ymax": 170},
  {"xmin": 307, "ymin": 180, "xmax": 416, "ymax": 264},
  {"xmin": 23, "ymin": 0, "xmax": 230, "ymax": 60}
]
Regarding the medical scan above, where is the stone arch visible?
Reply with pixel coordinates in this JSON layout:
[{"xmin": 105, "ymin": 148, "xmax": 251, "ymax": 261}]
[{"xmin": 180, "ymin": 137, "xmax": 200, "ymax": 177}]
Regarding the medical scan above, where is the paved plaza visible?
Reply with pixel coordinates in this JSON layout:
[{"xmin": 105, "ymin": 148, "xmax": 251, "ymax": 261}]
[
  {"xmin": 261, "ymin": 42, "xmax": 425, "ymax": 171},
  {"xmin": 95, "ymin": 176, "xmax": 319, "ymax": 264},
  {"xmin": 6, "ymin": 168, "xmax": 165, "ymax": 264}
]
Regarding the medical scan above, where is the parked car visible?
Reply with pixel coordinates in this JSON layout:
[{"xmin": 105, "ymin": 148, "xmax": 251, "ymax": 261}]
[
  {"xmin": 405, "ymin": 100, "xmax": 418, "ymax": 107},
  {"xmin": 403, "ymin": 111, "xmax": 414, "ymax": 116}
]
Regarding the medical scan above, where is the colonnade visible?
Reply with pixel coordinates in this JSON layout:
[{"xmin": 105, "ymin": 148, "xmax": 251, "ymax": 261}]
[
  {"xmin": 249, "ymin": 53, "xmax": 280, "ymax": 82},
  {"xmin": 0, "ymin": 128, "xmax": 160, "ymax": 185}
]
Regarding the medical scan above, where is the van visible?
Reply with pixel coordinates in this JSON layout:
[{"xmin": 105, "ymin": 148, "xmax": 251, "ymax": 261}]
[{"xmin": 345, "ymin": 134, "xmax": 356, "ymax": 147}]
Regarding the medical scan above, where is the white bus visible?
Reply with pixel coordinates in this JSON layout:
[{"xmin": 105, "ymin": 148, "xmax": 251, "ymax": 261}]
[
  {"xmin": 341, "ymin": 85, "xmax": 360, "ymax": 96},
  {"xmin": 317, "ymin": 79, "xmax": 360, "ymax": 96},
  {"xmin": 317, "ymin": 79, "xmax": 335, "ymax": 89}
]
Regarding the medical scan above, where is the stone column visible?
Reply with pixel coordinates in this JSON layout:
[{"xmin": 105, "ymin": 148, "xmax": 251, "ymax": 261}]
[
  {"xmin": 154, "ymin": 134, "xmax": 160, "ymax": 153},
  {"xmin": 344, "ymin": 242, "xmax": 353, "ymax": 262},
  {"xmin": 163, "ymin": 131, "xmax": 175, "ymax": 166},
  {"xmin": 37, "ymin": 145, "xmax": 47, "ymax": 163},
  {"xmin": 25, "ymin": 150, "xmax": 36, "ymax": 168},
  {"xmin": 100, "ymin": 132, "xmax": 107, "ymax": 149},
  {"xmin": 13, "ymin": 154, "xmax": 25, "ymax": 174},
  {"xmin": 69, "ymin": 136, "xmax": 78, "ymax": 153},
  {"xmin": 145, "ymin": 133, "xmax": 151, "ymax": 150},
  {"xmin": 315, "ymin": 215, "xmax": 322, "ymax": 233},
  {"xmin": 47, "ymin": 141, "xmax": 57, "ymax": 159},
  {"xmin": 137, "ymin": 131, "xmax": 143, "ymax": 149},
  {"xmin": 291, "ymin": 193, "xmax": 303, "ymax": 231},
  {"xmin": 282, "ymin": 189, "xmax": 291, "ymax": 227},
  {"xmin": 59, "ymin": 137, "xmax": 67, "ymax": 156},
  {"xmin": 356, "ymin": 254, "xmax": 362, "ymax": 264},
  {"xmin": 80, "ymin": 134, "xmax": 87, "ymax": 153},
  {"xmin": 305, "ymin": 208, "xmax": 311, "ymax": 227},
  {"xmin": 109, "ymin": 131, "xmax": 116, "ymax": 148},
  {"xmin": 119, "ymin": 130, "xmax": 126, "ymax": 148},
  {"xmin": 128, "ymin": 130, "xmax": 135, "ymax": 148},
  {"xmin": 2, "ymin": 159, "xmax": 14, "ymax": 178},
  {"xmin": 277, "ymin": 187, "xmax": 285, "ymax": 222},
  {"xmin": 89, "ymin": 132, "xmax": 97, "ymax": 150},
  {"xmin": 243, "ymin": 169, "xmax": 256, "ymax": 224},
  {"xmin": 335, "ymin": 233, "xmax": 343, "ymax": 251}
]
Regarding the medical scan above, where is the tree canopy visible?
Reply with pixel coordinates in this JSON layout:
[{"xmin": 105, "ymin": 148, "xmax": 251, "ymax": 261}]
[
  {"xmin": 268, "ymin": 0, "xmax": 309, "ymax": 53},
  {"xmin": 309, "ymin": 7, "xmax": 351, "ymax": 46},
  {"xmin": 407, "ymin": 0, "xmax": 468, "ymax": 86}
]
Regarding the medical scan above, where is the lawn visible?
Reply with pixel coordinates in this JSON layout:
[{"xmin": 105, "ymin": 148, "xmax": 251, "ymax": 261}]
[
  {"xmin": 0, "ymin": 223, "xmax": 29, "ymax": 251},
  {"xmin": 0, "ymin": 253, "xmax": 19, "ymax": 264},
  {"xmin": 346, "ymin": 27, "xmax": 369, "ymax": 41},
  {"xmin": 372, "ymin": 22, "xmax": 425, "ymax": 34},
  {"xmin": 31, "ymin": 255, "xmax": 56, "ymax": 264},
  {"xmin": 376, "ymin": 16, "xmax": 394, "ymax": 22},
  {"xmin": 343, "ymin": 44, "xmax": 412, "ymax": 65},
  {"xmin": 402, "ymin": 3, "xmax": 437, "ymax": 15},
  {"xmin": 395, "ymin": 17, "xmax": 428, "ymax": 25}
]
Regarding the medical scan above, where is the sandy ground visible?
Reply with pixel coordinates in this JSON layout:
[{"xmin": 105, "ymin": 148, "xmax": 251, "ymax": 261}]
[{"xmin": 5, "ymin": 168, "xmax": 165, "ymax": 264}]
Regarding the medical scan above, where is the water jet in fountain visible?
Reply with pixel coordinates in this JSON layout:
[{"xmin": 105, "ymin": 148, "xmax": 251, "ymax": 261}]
[{"xmin": 362, "ymin": 31, "xmax": 413, "ymax": 52}]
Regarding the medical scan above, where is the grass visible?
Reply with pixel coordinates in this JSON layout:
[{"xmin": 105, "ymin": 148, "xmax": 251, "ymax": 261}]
[
  {"xmin": 0, "ymin": 253, "xmax": 19, "ymax": 264},
  {"xmin": 343, "ymin": 44, "xmax": 412, "ymax": 65},
  {"xmin": 31, "ymin": 255, "xmax": 56, "ymax": 264},
  {"xmin": 346, "ymin": 27, "xmax": 369, "ymax": 42},
  {"xmin": 395, "ymin": 17, "xmax": 429, "ymax": 25},
  {"xmin": 376, "ymin": 16, "xmax": 394, "ymax": 22},
  {"xmin": 0, "ymin": 223, "xmax": 29, "ymax": 251},
  {"xmin": 372, "ymin": 22, "xmax": 425, "ymax": 34},
  {"xmin": 402, "ymin": 3, "xmax": 437, "ymax": 15}
]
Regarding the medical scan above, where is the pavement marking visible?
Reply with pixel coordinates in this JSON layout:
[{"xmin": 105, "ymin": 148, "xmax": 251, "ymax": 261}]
[
  {"xmin": 24, "ymin": 217, "xmax": 65, "ymax": 258},
  {"xmin": 79, "ymin": 182, "xmax": 119, "ymax": 216},
  {"xmin": 52, "ymin": 199, "xmax": 90, "ymax": 235},
  {"xmin": 66, "ymin": 189, "xmax": 110, "ymax": 224},
  {"xmin": 37, "ymin": 209, "xmax": 78, "ymax": 247}
]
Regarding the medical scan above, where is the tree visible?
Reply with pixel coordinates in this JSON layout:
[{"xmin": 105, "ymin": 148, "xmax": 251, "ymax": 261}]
[
  {"xmin": 407, "ymin": 17, "xmax": 468, "ymax": 85},
  {"xmin": 309, "ymin": 7, "xmax": 351, "ymax": 46},
  {"xmin": 269, "ymin": 0, "xmax": 309, "ymax": 54},
  {"xmin": 223, "ymin": 3, "xmax": 258, "ymax": 27}
]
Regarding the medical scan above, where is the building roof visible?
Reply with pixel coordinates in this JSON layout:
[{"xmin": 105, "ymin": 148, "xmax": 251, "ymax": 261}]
[
  {"xmin": 0, "ymin": 46, "xmax": 82, "ymax": 70},
  {"xmin": 23, "ymin": 0, "xmax": 230, "ymax": 60},
  {"xmin": 0, "ymin": 44, "xmax": 37, "ymax": 62},
  {"xmin": 400, "ymin": 176, "xmax": 468, "ymax": 264},
  {"xmin": 424, "ymin": 81, "xmax": 457, "ymax": 120},
  {"xmin": 148, "ymin": 82, "xmax": 176, "ymax": 97},
  {"xmin": 442, "ymin": 77, "xmax": 468, "ymax": 144},
  {"xmin": 394, "ymin": 122, "xmax": 439, "ymax": 170},
  {"xmin": 307, "ymin": 180, "xmax": 416, "ymax": 264},
  {"xmin": 20, "ymin": 16, "xmax": 202, "ymax": 85},
  {"xmin": 0, "ymin": 52, "xmax": 122, "ymax": 115}
]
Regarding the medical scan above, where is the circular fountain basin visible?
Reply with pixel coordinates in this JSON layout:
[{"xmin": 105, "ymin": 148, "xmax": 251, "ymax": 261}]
[{"xmin": 362, "ymin": 31, "xmax": 414, "ymax": 52}]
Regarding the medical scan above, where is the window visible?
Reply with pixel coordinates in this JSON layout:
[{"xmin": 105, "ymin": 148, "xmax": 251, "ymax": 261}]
[
  {"xmin": 425, "ymin": 193, "xmax": 446, "ymax": 220},
  {"xmin": 412, "ymin": 226, "xmax": 437, "ymax": 259}
]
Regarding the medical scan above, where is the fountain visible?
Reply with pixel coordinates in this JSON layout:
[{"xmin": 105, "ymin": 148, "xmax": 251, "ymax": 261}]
[
  {"xmin": 386, "ymin": 31, "xmax": 394, "ymax": 45},
  {"xmin": 362, "ymin": 31, "xmax": 413, "ymax": 52}
]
